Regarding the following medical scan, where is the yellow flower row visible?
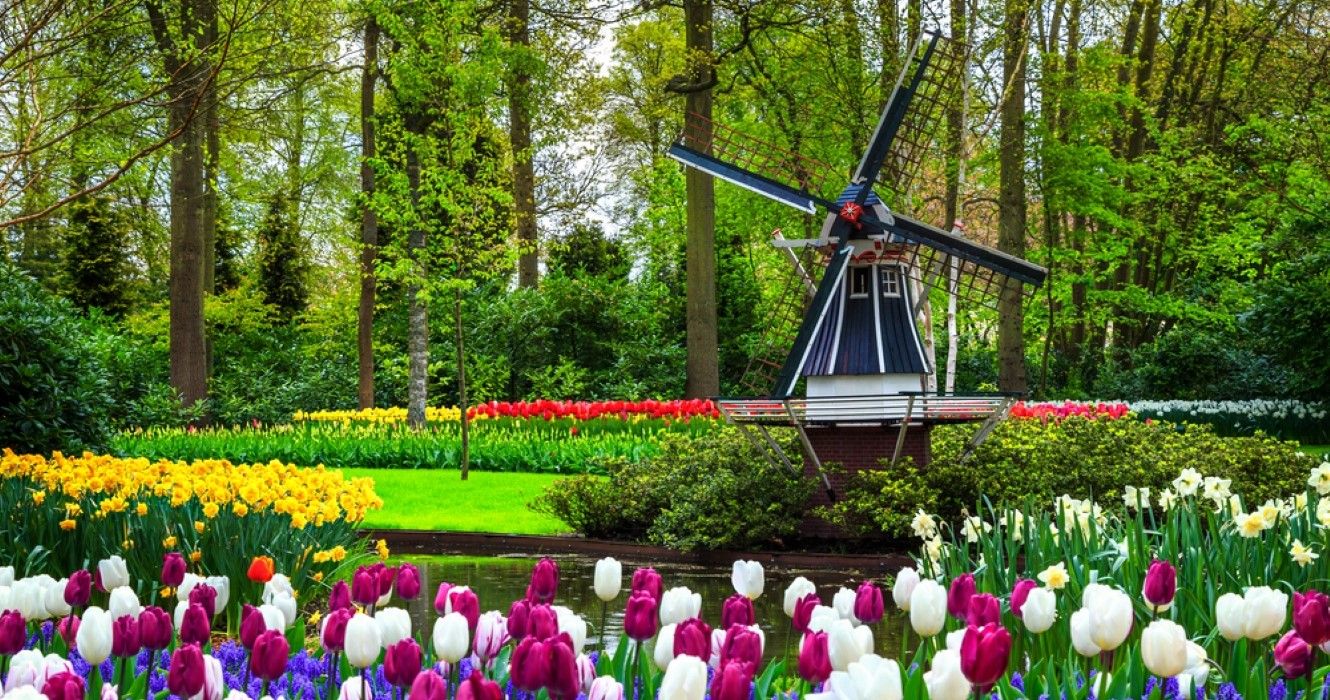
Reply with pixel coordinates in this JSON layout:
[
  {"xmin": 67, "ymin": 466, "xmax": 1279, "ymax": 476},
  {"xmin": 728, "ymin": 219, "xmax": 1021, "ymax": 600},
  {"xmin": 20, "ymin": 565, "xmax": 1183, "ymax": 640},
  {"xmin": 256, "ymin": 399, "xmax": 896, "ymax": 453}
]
[
  {"xmin": 294, "ymin": 407, "xmax": 464, "ymax": 423},
  {"xmin": 0, "ymin": 449, "xmax": 383, "ymax": 526}
]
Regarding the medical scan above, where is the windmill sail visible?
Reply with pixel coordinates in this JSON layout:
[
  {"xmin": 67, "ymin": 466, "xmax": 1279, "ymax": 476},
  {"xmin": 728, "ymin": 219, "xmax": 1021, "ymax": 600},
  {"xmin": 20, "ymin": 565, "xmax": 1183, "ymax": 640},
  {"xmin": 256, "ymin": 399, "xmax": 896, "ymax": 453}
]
[{"xmin": 872, "ymin": 33, "xmax": 966, "ymax": 200}]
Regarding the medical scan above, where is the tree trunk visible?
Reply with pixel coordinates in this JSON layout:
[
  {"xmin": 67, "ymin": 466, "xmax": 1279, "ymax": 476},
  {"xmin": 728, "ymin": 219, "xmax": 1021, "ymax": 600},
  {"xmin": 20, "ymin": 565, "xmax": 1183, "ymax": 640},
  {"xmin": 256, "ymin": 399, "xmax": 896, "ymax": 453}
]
[
  {"xmin": 201, "ymin": 0, "xmax": 219, "ymax": 297},
  {"xmin": 168, "ymin": 99, "xmax": 208, "ymax": 408},
  {"xmin": 943, "ymin": 0, "xmax": 967, "ymax": 394},
  {"xmin": 405, "ymin": 147, "xmax": 428, "ymax": 430},
  {"xmin": 683, "ymin": 0, "xmax": 719, "ymax": 398},
  {"xmin": 997, "ymin": 0, "xmax": 1029, "ymax": 393},
  {"xmin": 455, "ymin": 289, "xmax": 470, "ymax": 480},
  {"xmin": 877, "ymin": 0, "xmax": 899, "ymax": 102},
  {"xmin": 358, "ymin": 18, "xmax": 379, "ymax": 410},
  {"xmin": 508, "ymin": 0, "xmax": 539, "ymax": 288}
]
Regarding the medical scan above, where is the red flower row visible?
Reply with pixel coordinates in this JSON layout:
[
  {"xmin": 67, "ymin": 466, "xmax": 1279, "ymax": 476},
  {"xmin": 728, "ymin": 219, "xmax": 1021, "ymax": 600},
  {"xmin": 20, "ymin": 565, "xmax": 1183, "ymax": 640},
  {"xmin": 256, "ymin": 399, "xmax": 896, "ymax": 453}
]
[
  {"xmin": 466, "ymin": 399, "xmax": 721, "ymax": 421},
  {"xmin": 1009, "ymin": 401, "xmax": 1131, "ymax": 421}
]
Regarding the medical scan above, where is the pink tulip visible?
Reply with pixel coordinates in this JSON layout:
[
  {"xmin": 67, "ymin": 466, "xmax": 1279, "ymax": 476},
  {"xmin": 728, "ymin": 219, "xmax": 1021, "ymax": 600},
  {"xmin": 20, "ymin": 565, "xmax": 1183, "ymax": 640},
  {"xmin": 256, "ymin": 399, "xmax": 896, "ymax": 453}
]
[
  {"xmin": 239, "ymin": 605, "xmax": 266, "ymax": 650},
  {"xmin": 383, "ymin": 638, "xmax": 422, "ymax": 688},
  {"xmin": 167, "ymin": 644, "xmax": 207, "ymax": 698},
  {"xmin": 719, "ymin": 625, "xmax": 762, "ymax": 669},
  {"xmin": 180, "ymin": 604, "xmax": 210, "ymax": 646},
  {"xmin": 710, "ymin": 660, "xmax": 755, "ymax": 700},
  {"xmin": 351, "ymin": 568, "xmax": 377, "ymax": 606},
  {"xmin": 792, "ymin": 593, "xmax": 819, "ymax": 634},
  {"xmin": 721, "ymin": 594, "xmax": 754, "ymax": 629},
  {"xmin": 474, "ymin": 611, "xmax": 510, "ymax": 662},
  {"xmin": 321, "ymin": 608, "xmax": 353, "ymax": 653},
  {"xmin": 854, "ymin": 581, "xmax": 885, "ymax": 624},
  {"xmin": 1143, "ymin": 560, "xmax": 1177, "ymax": 610},
  {"xmin": 623, "ymin": 590, "xmax": 658, "ymax": 641},
  {"xmin": 56, "ymin": 615, "xmax": 79, "ymax": 651},
  {"xmin": 1010, "ymin": 579, "xmax": 1037, "ymax": 619},
  {"xmin": 111, "ymin": 615, "xmax": 139, "ymax": 658},
  {"xmin": 631, "ymin": 568, "xmax": 663, "ymax": 602},
  {"xmin": 545, "ymin": 636, "xmax": 580, "ymax": 699},
  {"xmin": 1294, "ymin": 590, "xmax": 1330, "ymax": 646},
  {"xmin": 138, "ymin": 607, "xmax": 172, "ymax": 651},
  {"xmin": 528, "ymin": 558, "xmax": 559, "ymax": 605},
  {"xmin": 63, "ymin": 570, "xmax": 91, "ymax": 608},
  {"xmin": 948, "ymin": 574, "xmax": 976, "ymax": 619},
  {"xmin": 508, "ymin": 598, "xmax": 532, "ymax": 640},
  {"xmin": 1276, "ymin": 630, "xmax": 1314, "ymax": 678},
  {"xmin": 409, "ymin": 671, "xmax": 449, "ymax": 700},
  {"xmin": 529, "ymin": 604, "xmax": 559, "ymax": 640},
  {"xmin": 448, "ymin": 587, "xmax": 480, "ymax": 630},
  {"xmin": 161, "ymin": 553, "xmax": 187, "ymax": 589},
  {"xmin": 966, "ymin": 594, "xmax": 1001, "ymax": 627},
  {"xmin": 41, "ymin": 671, "xmax": 86, "ymax": 700},
  {"xmin": 328, "ymin": 581, "xmax": 352, "ymax": 612},
  {"xmin": 797, "ymin": 631, "xmax": 832, "ymax": 684},
  {"xmin": 0, "ymin": 610, "xmax": 26, "ymax": 654},
  {"xmin": 511, "ymin": 637, "xmax": 551, "ymax": 692},
  {"xmin": 396, "ymin": 564, "xmax": 421, "ymax": 600},
  {"xmin": 250, "ymin": 629, "xmax": 290, "ymax": 681},
  {"xmin": 960, "ymin": 623, "xmax": 1011, "ymax": 694},
  {"xmin": 188, "ymin": 584, "xmax": 217, "ymax": 619},
  {"xmin": 674, "ymin": 618, "xmax": 712, "ymax": 659},
  {"xmin": 457, "ymin": 673, "xmax": 502, "ymax": 700}
]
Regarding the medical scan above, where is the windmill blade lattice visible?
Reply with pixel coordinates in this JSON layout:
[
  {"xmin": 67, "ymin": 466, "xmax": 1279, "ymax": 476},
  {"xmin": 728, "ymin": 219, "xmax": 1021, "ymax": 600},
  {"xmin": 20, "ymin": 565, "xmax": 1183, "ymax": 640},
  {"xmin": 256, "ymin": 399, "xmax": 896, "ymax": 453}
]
[
  {"xmin": 677, "ymin": 112, "xmax": 843, "ymax": 202},
  {"xmin": 877, "ymin": 33, "xmax": 966, "ymax": 202},
  {"xmin": 737, "ymin": 241, "xmax": 830, "ymax": 395}
]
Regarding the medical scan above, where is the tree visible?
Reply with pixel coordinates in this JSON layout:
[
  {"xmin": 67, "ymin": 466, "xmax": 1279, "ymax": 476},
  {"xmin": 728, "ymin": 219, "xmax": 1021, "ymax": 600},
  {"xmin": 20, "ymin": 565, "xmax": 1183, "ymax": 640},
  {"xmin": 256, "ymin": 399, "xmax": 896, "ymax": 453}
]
[
  {"xmin": 547, "ymin": 223, "xmax": 630, "ymax": 280},
  {"xmin": 257, "ymin": 193, "xmax": 309, "ymax": 317},
  {"xmin": 63, "ymin": 196, "xmax": 132, "ymax": 316},
  {"xmin": 996, "ymin": 0, "xmax": 1029, "ymax": 393},
  {"xmin": 507, "ymin": 0, "xmax": 539, "ymax": 289},
  {"xmin": 359, "ymin": 16, "xmax": 379, "ymax": 409}
]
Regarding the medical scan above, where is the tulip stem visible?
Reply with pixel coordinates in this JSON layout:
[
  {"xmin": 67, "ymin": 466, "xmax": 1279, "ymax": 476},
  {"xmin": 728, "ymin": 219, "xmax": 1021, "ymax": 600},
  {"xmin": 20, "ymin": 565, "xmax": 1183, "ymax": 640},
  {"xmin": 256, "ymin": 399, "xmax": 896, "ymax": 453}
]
[
  {"xmin": 144, "ymin": 650, "xmax": 157, "ymax": 700},
  {"xmin": 361, "ymin": 669, "xmax": 368, "ymax": 700},
  {"xmin": 117, "ymin": 657, "xmax": 127, "ymax": 694},
  {"xmin": 599, "ymin": 601, "xmax": 608, "ymax": 653}
]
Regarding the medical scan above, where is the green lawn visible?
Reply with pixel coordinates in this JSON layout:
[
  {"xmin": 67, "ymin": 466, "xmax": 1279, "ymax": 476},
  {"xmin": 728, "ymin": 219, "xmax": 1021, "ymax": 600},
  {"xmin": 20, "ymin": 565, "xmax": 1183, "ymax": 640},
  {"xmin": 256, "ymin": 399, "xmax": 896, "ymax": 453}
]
[
  {"xmin": 1304, "ymin": 445, "xmax": 1330, "ymax": 459},
  {"xmin": 344, "ymin": 468, "xmax": 575, "ymax": 535}
]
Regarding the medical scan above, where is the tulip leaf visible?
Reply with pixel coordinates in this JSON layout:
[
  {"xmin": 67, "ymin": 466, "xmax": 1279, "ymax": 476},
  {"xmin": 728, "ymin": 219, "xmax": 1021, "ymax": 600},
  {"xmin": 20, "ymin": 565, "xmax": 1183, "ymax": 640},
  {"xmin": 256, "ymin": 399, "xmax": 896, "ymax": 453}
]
[
  {"xmin": 129, "ymin": 668, "xmax": 149, "ymax": 699},
  {"xmin": 87, "ymin": 670, "xmax": 103, "ymax": 700},
  {"xmin": 287, "ymin": 619, "xmax": 306, "ymax": 652},
  {"xmin": 755, "ymin": 659, "xmax": 783, "ymax": 700}
]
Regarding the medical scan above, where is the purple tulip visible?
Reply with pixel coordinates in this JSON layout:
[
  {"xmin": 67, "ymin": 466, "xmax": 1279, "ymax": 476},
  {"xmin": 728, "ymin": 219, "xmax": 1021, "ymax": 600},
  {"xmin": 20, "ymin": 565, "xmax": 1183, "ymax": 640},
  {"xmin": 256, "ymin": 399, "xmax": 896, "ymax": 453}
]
[
  {"xmin": 328, "ymin": 580, "xmax": 352, "ymax": 612},
  {"xmin": 948, "ymin": 574, "xmax": 977, "ymax": 619},
  {"xmin": 239, "ymin": 604, "xmax": 266, "ymax": 650},
  {"xmin": 674, "ymin": 617, "xmax": 712, "ymax": 659},
  {"xmin": 0, "ymin": 610, "xmax": 25, "ymax": 655},
  {"xmin": 161, "ymin": 553, "xmax": 187, "ymax": 589},
  {"xmin": 792, "ymin": 592, "xmax": 819, "ymax": 633},
  {"xmin": 960, "ymin": 623, "xmax": 1012, "ymax": 694},
  {"xmin": 321, "ymin": 608, "xmax": 352, "ymax": 653},
  {"xmin": 449, "ymin": 587, "xmax": 481, "ymax": 630},
  {"xmin": 1276, "ymin": 630, "xmax": 1314, "ymax": 678},
  {"xmin": 529, "ymin": 604, "xmax": 559, "ymax": 641},
  {"xmin": 1143, "ymin": 559, "xmax": 1177, "ymax": 610},
  {"xmin": 457, "ymin": 672, "xmax": 503, "ymax": 700},
  {"xmin": 167, "ymin": 644, "xmax": 207, "ymax": 698},
  {"xmin": 41, "ymin": 671, "xmax": 86, "ymax": 700},
  {"xmin": 434, "ymin": 582, "xmax": 454, "ymax": 616},
  {"xmin": 351, "ymin": 568, "xmax": 377, "ymax": 606},
  {"xmin": 250, "ymin": 629, "xmax": 290, "ymax": 681},
  {"xmin": 630, "ymin": 567, "xmax": 663, "ymax": 602},
  {"xmin": 966, "ymin": 593, "xmax": 1001, "ymax": 628},
  {"xmin": 111, "ymin": 614, "xmax": 139, "ymax": 658},
  {"xmin": 508, "ymin": 598, "xmax": 531, "ymax": 640},
  {"xmin": 396, "ymin": 564, "xmax": 421, "ymax": 600},
  {"xmin": 721, "ymin": 594, "xmax": 755, "ymax": 629},
  {"xmin": 853, "ymin": 581, "xmax": 885, "ymax": 624},
  {"xmin": 1010, "ymin": 579, "xmax": 1037, "ymax": 619},
  {"xmin": 719, "ymin": 625, "xmax": 762, "ymax": 668},
  {"xmin": 797, "ymin": 631, "xmax": 832, "ymax": 683},
  {"xmin": 511, "ymin": 637, "xmax": 551, "ymax": 692},
  {"xmin": 63, "ymin": 570, "xmax": 91, "ymax": 608},
  {"xmin": 528, "ymin": 558, "xmax": 559, "ymax": 605},
  {"xmin": 138, "ymin": 607, "xmax": 172, "ymax": 651},
  {"xmin": 623, "ymin": 590, "xmax": 658, "ymax": 641},
  {"xmin": 545, "ymin": 636, "xmax": 580, "ymax": 700},
  {"xmin": 188, "ymin": 583, "xmax": 217, "ymax": 619},
  {"xmin": 410, "ymin": 670, "xmax": 450, "ymax": 700},
  {"xmin": 710, "ymin": 660, "xmax": 755, "ymax": 700},
  {"xmin": 1295, "ymin": 590, "xmax": 1330, "ymax": 646},
  {"xmin": 180, "ymin": 603, "xmax": 211, "ymax": 646},
  {"xmin": 383, "ymin": 638, "xmax": 423, "ymax": 688}
]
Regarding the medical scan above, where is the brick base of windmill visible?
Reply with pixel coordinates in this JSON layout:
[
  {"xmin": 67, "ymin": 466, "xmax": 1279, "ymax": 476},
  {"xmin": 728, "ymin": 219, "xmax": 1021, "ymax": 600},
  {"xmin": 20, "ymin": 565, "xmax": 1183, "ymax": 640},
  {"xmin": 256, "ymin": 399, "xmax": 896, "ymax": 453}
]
[{"xmin": 798, "ymin": 424, "xmax": 933, "ymax": 538}]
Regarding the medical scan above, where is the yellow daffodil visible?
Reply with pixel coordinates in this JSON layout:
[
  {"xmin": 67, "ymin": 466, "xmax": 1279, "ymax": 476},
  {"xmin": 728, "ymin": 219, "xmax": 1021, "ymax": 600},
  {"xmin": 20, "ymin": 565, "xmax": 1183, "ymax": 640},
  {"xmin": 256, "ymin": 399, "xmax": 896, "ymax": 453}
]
[
  {"xmin": 189, "ymin": 551, "xmax": 202, "ymax": 563},
  {"xmin": 1234, "ymin": 512, "xmax": 1265, "ymax": 538},
  {"xmin": 202, "ymin": 502, "xmax": 220, "ymax": 519},
  {"xmin": 312, "ymin": 572, "xmax": 324, "ymax": 582},
  {"xmin": 32, "ymin": 490, "xmax": 45, "ymax": 505},
  {"xmin": 194, "ymin": 521, "xmax": 205, "ymax": 534},
  {"xmin": 1291, "ymin": 539, "xmax": 1319, "ymax": 567},
  {"xmin": 232, "ymin": 502, "xmax": 248, "ymax": 517},
  {"xmin": 59, "ymin": 519, "xmax": 76, "ymax": 531},
  {"xmin": 135, "ymin": 503, "xmax": 149, "ymax": 516},
  {"xmin": 308, "ymin": 611, "xmax": 322, "ymax": 626},
  {"xmin": 330, "ymin": 545, "xmax": 347, "ymax": 562},
  {"xmin": 376, "ymin": 539, "xmax": 390, "ymax": 560},
  {"xmin": 1038, "ymin": 562, "xmax": 1069, "ymax": 589},
  {"xmin": 163, "ymin": 535, "xmax": 178, "ymax": 548}
]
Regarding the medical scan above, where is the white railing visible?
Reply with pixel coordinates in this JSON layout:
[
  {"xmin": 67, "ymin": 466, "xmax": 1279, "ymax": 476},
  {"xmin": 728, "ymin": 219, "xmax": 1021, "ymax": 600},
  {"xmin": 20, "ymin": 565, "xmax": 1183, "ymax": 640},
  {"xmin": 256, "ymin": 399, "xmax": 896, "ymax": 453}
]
[{"xmin": 716, "ymin": 393, "xmax": 1018, "ymax": 425}]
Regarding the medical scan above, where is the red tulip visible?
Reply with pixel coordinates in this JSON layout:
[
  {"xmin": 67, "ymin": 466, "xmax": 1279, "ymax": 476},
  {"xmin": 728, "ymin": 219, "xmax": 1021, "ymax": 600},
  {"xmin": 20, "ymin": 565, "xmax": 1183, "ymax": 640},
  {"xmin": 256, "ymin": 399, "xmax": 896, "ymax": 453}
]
[
  {"xmin": 63, "ymin": 570, "xmax": 91, "ymax": 608},
  {"xmin": 1276, "ymin": 630, "xmax": 1315, "ymax": 678},
  {"xmin": 966, "ymin": 594, "xmax": 1001, "ymax": 627},
  {"xmin": 0, "ymin": 611, "xmax": 25, "ymax": 655},
  {"xmin": 138, "ymin": 606, "xmax": 172, "ymax": 651},
  {"xmin": 673, "ymin": 618, "xmax": 712, "ymax": 659},
  {"xmin": 719, "ymin": 625, "xmax": 762, "ymax": 669},
  {"xmin": 41, "ymin": 671, "xmax": 85, "ymax": 700},
  {"xmin": 1294, "ymin": 590, "xmax": 1330, "ymax": 646},
  {"xmin": 948, "ymin": 574, "xmax": 976, "ymax": 619},
  {"xmin": 960, "ymin": 623, "xmax": 1012, "ymax": 694},
  {"xmin": 180, "ymin": 603, "xmax": 211, "ymax": 646},
  {"xmin": 458, "ymin": 672, "xmax": 503, "ymax": 700},
  {"xmin": 623, "ymin": 590, "xmax": 658, "ymax": 641},
  {"xmin": 188, "ymin": 583, "xmax": 217, "ymax": 619},
  {"xmin": 630, "ymin": 568, "xmax": 663, "ymax": 602},
  {"xmin": 167, "ymin": 644, "xmax": 207, "ymax": 698},
  {"xmin": 328, "ymin": 581, "xmax": 352, "ymax": 612},
  {"xmin": 161, "ymin": 553, "xmax": 187, "ymax": 589},
  {"xmin": 383, "ymin": 638, "xmax": 423, "ymax": 688},
  {"xmin": 321, "ymin": 608, "xmax": 353, "ymax": 653},
  {"xmin": 397, "ymin": 564, "xmax": 422, "ymax": 600},
  {"xmin": 508, "ymin": 599, "xmax": 532, "ymax": 640},
  {"xmin": 1143, "ymin": 560, "xmax": 1177, "ymax": 611},
  {"xmin": 721, "ymin": 594, "xmax": 754, "ymax": 629},
  {"xmin": 528, "ymin": 558, "xmax": 559, "ymax": 605},
  {"xmin": 247, "ymin": 556, "xmax": 275, "ymax": 584},
  {"xmin": 711, "ymin": 661, "xmax": 755, "ymax": 700},
  {"xmin": 111, "ymin": 614, "xmax": 139, "ymax": 658},
  {"xmin": 854, "ymin": 581, "xmax": 885, "ymax": 625},
  {"xmin": 250, "ymin": 629, "xmax": 290, "ymax": 681},
  {"xmin": 1009, "ymin": 579, "xmax": 1037, "ymax": 619},
  {"xmin": 410, "ymin": 671, "xmax": 450, "ymax": 700},
  {"xmin": 797, "ymin": 631, "xmax": 832, "ymax": 684},
  {"xmin": 792, "ymin": 592, "xmax": 819, "ymax": 633}
]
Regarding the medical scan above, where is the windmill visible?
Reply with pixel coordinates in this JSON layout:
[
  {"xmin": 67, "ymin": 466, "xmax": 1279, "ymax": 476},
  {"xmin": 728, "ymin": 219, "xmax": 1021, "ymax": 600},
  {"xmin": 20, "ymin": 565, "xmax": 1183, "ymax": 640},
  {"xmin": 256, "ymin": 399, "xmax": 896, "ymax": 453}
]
[{"xmin": 666, "ymin": 32, "xmax": 1047, "ymax": 520}]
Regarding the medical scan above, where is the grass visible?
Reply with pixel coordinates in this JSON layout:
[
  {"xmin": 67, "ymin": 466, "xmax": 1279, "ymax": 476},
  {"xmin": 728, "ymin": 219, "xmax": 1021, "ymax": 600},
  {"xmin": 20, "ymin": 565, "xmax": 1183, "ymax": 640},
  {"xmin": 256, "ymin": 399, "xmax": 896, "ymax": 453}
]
[
  {"xmin": 1303, "ymin": 444, "xmax": 1330, "ymax": 459},
  {"xmin": 343, "ymin": 468, "xmax": 576, "ymax": 535}
]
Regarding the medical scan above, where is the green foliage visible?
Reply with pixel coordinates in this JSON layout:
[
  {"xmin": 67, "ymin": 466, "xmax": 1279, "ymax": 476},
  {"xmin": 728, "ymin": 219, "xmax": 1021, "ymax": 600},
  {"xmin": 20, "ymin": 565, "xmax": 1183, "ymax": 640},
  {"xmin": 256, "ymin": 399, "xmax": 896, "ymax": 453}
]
[
  {"xmin": 62, "ymin": 196, "xmax": 132, "ymax": 316},
  {"xmin": 822, "ymin": 417, "xmax": 1318, "ymax": 537},
  {"xmin": 256, "ymin": 193, "xmax": 310, "ymax": 317},
  {"xmin": 530, "ymin": 429, "xmax": 814, "ymax": 550},
  {"xmin": 546, "ymin": 223, "xmax": 630, "ymax": 280},
  {"xmin": 1092, "ymin": 324, "xmax": 1295, "ymax": 400},
  {"xmin": 1250, "ymin": 251, "xmax": 1330, "ymax": 398}
]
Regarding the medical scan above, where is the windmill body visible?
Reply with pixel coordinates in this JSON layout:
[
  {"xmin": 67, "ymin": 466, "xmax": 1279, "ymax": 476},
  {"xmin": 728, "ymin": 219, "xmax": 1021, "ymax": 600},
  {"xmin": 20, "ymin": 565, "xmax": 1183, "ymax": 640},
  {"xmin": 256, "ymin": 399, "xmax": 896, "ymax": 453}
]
[{"xmin": 665, "ymin": 32, "xmax": 1048, "ymax": 530}]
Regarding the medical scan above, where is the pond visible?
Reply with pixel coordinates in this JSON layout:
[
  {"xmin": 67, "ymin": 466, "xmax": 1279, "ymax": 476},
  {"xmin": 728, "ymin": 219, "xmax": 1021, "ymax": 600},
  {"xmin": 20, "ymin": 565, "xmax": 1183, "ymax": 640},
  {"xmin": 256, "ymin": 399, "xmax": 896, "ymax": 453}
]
[{"xmin": 396, "ymin": 554, "xmax": 907, "ymax": 658}]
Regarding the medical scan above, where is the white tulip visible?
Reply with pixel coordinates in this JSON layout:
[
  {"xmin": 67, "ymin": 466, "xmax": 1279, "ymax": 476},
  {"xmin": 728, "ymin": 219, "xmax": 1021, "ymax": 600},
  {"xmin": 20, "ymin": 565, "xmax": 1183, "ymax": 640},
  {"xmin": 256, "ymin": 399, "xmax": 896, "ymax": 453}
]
[
  {"xmin": 262, "ymin": 574, "xmax": 294, "ymax": 604},
  {"xmin": 173, "ymin": 600, "xmax": 190, "ymax": 630},
  {"xmin": 658, "ymin": 655, "xmax": 707, "ymax": 700},
  {"xmin": 833, "ymin": 587, "xmax": 860, "ymax": 624},
  {"xmin": 594, "ymin": 558, "xmax": 622, "ymax": 602},
  {"xmin": 432, "ymin": 612, "xmax": 469, "ymax": 664},
  {"xmin": 194, "ymin": 653, "xmax": 224, "ymax": 700},
  {"xmin": 108, "ymin": 586, "xmax": 141, "ymax": 620},
  {"xmin": 0, "ymin": 567, "xmax": 14, "ymax": 588},
  {"xmin": 660, "ymin": 587, "xmax": 701, "ymax": 626},
  {"xmin": 1084, "ymin": 585, "xmax": 1133, "ymax": 651},
  {"xmin": 344, "ymin": 613, "xmax": 382, "ymax": 668},
  {"xmin": 178, "ymin": 574, "xmax": 203, "ymax": 600},
  {"xmin": 1215, "ymin": 593, "xmax": 1246, "ymax": 641},
  {"xmin": 944, "ymin": 629, "xmax": 965, "ymax": 651},
  {"xmin": 731, "ymin": 560, "xmax": 764, "ymax": 600},
  {"xmin": 97, "ymin": 556, "xmax": 130, "ymax": 590},
  {"xmin": 1242, "ymin": 586, "xmax": 1287, "ymax": 640},
  {"xmin": 588, "ymin": 676, "xmax": 624, "ymax": 700},
  {"xmin": 77, "ymin": 606, "xmax": 113, "ymax": 665},
  {"xmin": 271, "ymin": 594, "xmax": 297, "ymax": 629},
  {"xmin": 830, "ymin": 654, "xmax": 903, "ymax": 700},
  {"xmin": 5, "ymin": 650, "xmax": 48, "ymax": 692},
  {"xmin": 338, "ymin": 678, "xmax": 372, "ymax": 700},
  {"xmin": 256, "ymin": 605, "xmax": 285, "ymax": 632},
  {"xmin": 891, "ymin": 568, "xmax": 919, "ymax": 611},
  {"xmin": 374, "ymin": 607, "xmax": 411, "ymax": 647},
  {"xmin": 11, "ymin": 579, "xmax": 45, "ymax": 621},
  {"xmin": 784, "ymin": 577, "xmax": 817, "ymax": 617},
  {"xmin": 1070, "ymin": 609, "xmax": 1101, "ymax": 657},
  {"xmin": 1177, "ymin": 642, "xmax": 1210, "ymax": 697},
  {"xmin": 908, "ymin": 579, "xmax": 946, "ymax": 637},
  {"xmin": 653, "ymin": 623, "xmax": 678, "ymax": 670},
  {"xmin": 807, "ymin": 605, "xmax": 840, "ymax": 634},
  {"xmin": 1022, "ymin": 588, "xmax": 1057, "ymax": 634},
  {"xmin": 226, "ymin": 692, "xmax": 254, "ymax": 700},
  {"xmin": 43, "ymin": 579, "xmax": 70, "ymax": 618},
  {"xmin": 4, "ymin": 686, "xmax": 45, "ymax": 700},
  {"xmin": 827, "ymin": 618, "xmax": 873, "ymax": 672},
  {"xmin": 923, "ymin": 648, "xmax": 970, "ymax": 700},
  {"xmin": 0, "ymin": 586, "xmax": 12, "ymax": 614},
  {"xmin": 1141, "ymin": 619, "xmax": 1189, "ymax": 678},
  {"xmin": 554, "ymin": 606, "xmax": 588, "ymax": 654},
  {"xmin": 205, "ymin": 577, "xmax": 230, "ymax": 615}
]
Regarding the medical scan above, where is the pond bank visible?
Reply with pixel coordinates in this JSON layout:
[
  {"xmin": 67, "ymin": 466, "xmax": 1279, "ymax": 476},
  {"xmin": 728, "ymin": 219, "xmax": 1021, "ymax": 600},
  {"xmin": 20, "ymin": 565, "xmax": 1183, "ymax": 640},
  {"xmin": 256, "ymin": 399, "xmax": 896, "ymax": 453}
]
[{"xmin": 365, "ymin": 528, "xmax": 910, "ymax": 576}]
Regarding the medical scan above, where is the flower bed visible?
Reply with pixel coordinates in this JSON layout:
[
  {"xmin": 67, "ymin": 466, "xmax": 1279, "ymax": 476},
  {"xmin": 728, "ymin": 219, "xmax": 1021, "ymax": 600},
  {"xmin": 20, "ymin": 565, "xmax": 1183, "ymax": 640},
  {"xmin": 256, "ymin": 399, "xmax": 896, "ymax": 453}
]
[
  {"xmin": 295, "ymin": 399, "xmax": 722, "ymax": 424},
  {"xmin": 1127, "ymin": 399, "xmax": 1330, "ymax": 443},
  {"xmin": 0, "ymin": 450, "xmax": 379, "ymax": 622}
]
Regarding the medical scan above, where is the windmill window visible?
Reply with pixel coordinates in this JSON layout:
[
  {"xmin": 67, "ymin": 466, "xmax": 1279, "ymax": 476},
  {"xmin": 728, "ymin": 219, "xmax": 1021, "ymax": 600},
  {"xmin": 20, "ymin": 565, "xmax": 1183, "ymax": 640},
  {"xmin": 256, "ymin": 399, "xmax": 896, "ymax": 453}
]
[
  {"xmin": 880, "ymin": 267, "xmax": 902, "ymax": 297},
  {"xmin": 850, "ymin": 267, "xmax": 871, "ymax": 298}
]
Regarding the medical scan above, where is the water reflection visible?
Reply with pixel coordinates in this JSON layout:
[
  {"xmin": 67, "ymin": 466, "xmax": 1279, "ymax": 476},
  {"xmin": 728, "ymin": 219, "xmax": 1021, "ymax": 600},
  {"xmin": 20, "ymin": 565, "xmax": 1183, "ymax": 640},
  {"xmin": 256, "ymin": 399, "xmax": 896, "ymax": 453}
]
[{"xmin": 401, "ymin": 555, "xmax": 906, "ymax": 658}]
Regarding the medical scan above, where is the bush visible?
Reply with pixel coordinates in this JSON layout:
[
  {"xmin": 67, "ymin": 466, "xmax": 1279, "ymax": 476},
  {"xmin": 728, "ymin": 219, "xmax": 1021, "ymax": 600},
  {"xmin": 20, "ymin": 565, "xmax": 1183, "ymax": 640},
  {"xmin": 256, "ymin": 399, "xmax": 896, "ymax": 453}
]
[
  {"xmin": 530, "ymin": 428, "xmax": 814, "ymax": 550},
  {"xmin": 0, "ymin": 264, "xmax": 114, "ymax": 453},
  {"xmin": 821, "ymin": 417, "xmax": 1319, "ymax": 537}
]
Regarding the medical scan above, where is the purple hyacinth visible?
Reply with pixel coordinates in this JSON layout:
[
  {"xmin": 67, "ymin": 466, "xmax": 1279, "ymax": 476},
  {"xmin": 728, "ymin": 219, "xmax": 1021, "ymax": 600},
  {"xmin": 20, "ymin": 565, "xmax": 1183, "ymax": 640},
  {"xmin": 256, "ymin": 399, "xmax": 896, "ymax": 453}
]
[
  {"xmin": 1011, "ymin": 672, "xmax": 1025, "ymax": 693},
  {"xmin": 1270, "ymin": 679, "xmax": 1288, "ymax": 700},
  {"xmin": 1215, "ymin": 683, "xmax": 1242, "ymax": 700},
  {"xmin": 1163, "ymin": 677, "xmax": 1181, "ymax": 700}
]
